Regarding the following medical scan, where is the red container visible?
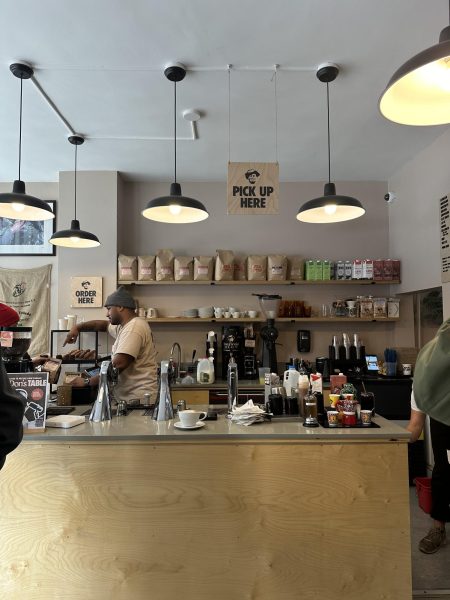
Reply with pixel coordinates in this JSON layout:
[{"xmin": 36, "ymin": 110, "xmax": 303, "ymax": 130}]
[
  {"xmin": 383, "ymin": 259, "xmax": 394, "ymax": 280},
  {"xmin": 414, "ymin": 477, "xmax": 432, "ymax": 514},
  {"xmin": 392, "ymin": 259, "xmax": 401, "ymax": 281},
  {"xmin": 373, "ymin": 259, "xmax": 384, "ymax": 280}
]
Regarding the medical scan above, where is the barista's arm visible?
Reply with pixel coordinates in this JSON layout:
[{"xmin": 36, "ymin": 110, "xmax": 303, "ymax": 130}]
[
  {"xmin": 63, "ymin": 320, "xmax": 109, "ymax": 346},
  {"xmin": 112, "ymin": 353, "xmax": 134, "ymax": 372},
  {"xmin": 71, "ymin": 354, "xmax": 133, "ymax": 388}
]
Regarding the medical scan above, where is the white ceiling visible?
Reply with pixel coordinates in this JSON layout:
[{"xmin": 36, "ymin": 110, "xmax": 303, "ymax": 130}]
[{"xmin": 0, "ymin": 0, "xmax": 448, "ymax": 183}]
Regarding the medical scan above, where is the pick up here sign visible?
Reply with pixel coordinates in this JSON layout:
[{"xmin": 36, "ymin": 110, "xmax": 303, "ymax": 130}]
[
  {"xmin": 227, "ymin": 162, "xmax": 279, "ymax": 215},
  {"xmin": 70, "ymin": 276, "xmax": 102, "ymax": 308}
]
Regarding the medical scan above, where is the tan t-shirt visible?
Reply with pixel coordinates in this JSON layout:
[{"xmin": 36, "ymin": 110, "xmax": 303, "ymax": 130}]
[{"xmin": 108, "ymin": 317, "xmax": 157, "ymax": 403}]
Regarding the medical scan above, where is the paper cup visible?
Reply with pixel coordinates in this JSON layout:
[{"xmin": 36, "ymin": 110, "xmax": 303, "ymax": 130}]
[{"xmin": 58, "ymin": 317, "xmax": 68, "ymax": 330}]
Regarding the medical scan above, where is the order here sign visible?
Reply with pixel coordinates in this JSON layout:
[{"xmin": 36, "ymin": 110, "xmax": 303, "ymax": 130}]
[
  {"xmin": 70, "ymin": 276, "xmax": 102, "ymax": 307},
  {"xmin": 227, "ymin": 162, "xmax": 279, "ymax": 215}
]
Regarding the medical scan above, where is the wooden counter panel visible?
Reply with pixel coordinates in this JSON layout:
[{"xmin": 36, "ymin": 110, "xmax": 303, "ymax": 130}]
[{"xmin": 0, "ymin": 441, "xmax": 411, "ymax": 600}]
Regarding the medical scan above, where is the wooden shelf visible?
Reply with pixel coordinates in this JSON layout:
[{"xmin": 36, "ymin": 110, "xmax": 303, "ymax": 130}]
[
  {"xmin": 147, "ymin": 317, "xmax": 400, "ymax": 324},
  {"xmin": 121, "ymin": 279, "xmax": 400, "ymax": 286}
]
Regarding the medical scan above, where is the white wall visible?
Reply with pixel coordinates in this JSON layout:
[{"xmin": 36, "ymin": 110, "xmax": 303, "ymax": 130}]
[{"xmin": 388, "ymin": 128, "xmax": 450, "ymax": 318}]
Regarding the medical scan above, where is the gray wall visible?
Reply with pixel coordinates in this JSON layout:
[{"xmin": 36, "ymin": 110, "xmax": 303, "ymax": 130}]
[
  {"xmin": 119, "ymin": 180, "xmax": 399, "ymax": 365},
  {"xmin": 388, "ymin": 128, "xmax": 450, "ymax": 318}
]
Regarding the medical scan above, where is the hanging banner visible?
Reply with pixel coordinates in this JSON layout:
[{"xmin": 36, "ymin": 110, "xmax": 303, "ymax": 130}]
[
  {"xmin": 0, "ymin": 264, "xmax": 51, "ymax": 355},
  {"xmin": 440, "ymin": 195, "xmax": 450, "ymax": 283},
  {"xmin": 227, "ymin": 162, "xmax": 279, "ymax": 215},
  {"xmin": 70, "ymin": 276, "xmax": 102, "ymax": 308}
]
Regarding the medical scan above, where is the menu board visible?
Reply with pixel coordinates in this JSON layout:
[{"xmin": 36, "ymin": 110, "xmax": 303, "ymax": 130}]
[
  {"xmin": 440, "ymin": 195, "xmax": 450, "ymax": 283},
  {"xmin": 7, "ymin": 372, "xmax": 49, "ymax": 432}
]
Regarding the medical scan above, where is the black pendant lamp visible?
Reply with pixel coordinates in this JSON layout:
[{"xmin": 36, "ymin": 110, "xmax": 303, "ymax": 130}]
[
  {"xmin": 297, "ymin": 64, "xmax": 365, "ymax": 224},
  {"xmin": 380, "ymin": 1, "xmax": 450, "ymax": 125},
  {"xmin": 142, "ymin": 63, "xmax": 209, "ymax": 223},
  {"xmin": 49, "ymin": 136, "xmax": 100, "ymax": 248},
  {"xmin": 0, "ymin": 63, "xmax": 55, "ymax": 221}
]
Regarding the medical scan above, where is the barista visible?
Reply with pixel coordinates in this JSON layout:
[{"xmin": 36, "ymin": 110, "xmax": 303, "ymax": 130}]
[{"xmin": 63, "ymin": 287, "xmax": 158, "ymax": 403}]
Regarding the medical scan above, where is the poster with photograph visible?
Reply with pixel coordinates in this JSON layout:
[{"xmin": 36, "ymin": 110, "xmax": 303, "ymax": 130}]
[
  {"xmin": 0, "ymin": 201, "xmax": 56, "ymax": 255},
  {"xmin": 7, "ymin": 372, "xmax": 49, "ymax": 432}
]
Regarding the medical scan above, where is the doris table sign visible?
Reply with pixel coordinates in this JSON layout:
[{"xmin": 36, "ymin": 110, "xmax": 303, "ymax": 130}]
[{"xmin": 70, "ymin": 277, "xmax": 102, "ymax": 308}]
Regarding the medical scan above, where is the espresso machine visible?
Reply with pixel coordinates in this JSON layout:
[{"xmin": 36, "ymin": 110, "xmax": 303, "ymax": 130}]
[
  {"xmin": 253, "ymin": 294, "xmax": 281, "ymax": 375},
  {"xmin": 0, "ymin": 326, "xmax": 34, "ymax": 373},
  {"xmin": 221, "ymin": 325, "xmax": 245, "ymax": 379}
]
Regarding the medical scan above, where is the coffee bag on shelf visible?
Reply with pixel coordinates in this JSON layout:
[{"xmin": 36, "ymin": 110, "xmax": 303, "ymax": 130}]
[
  {"xmin": 234, "ymin": 256, "xmax": 247, "ymax": 281},
  {"xmin": 194, "ymin": 256, "xmax": 214, "ymax": 281},
  {"xmin": 174, "ymin": 256, "xmax": 194, "ymax": 281},
  {"xmin": 247, "ymin": 255, "xmax": 267, "ymax": 281},
  {"xmin": 268, "ymin": 255, "xmax": 287, "ymax": 281},
  {"xmin": 156, "ymin": 249, "xmax": 174, "ymax": 281},
  {"xmin": 287, "ymin": 256, "xmax": 305, "ymax": 280},
  {"xmin": 138, "ymin": 255, "xmax": 156, "ymax": 281},
  {"xmin": 118, "ymin": 254, "xmax": 137, "ymax": 281},
  {"xmin": 215, "ymin": 249, "xmax": 234, "ymax": 281}
]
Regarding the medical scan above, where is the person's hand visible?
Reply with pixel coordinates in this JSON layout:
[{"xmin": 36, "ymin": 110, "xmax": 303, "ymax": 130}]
[
  {"xmin": 63, "ymin": 326, "xmax": 79, "ymax": 346},
  {"xmin": 70, "ymin": 376, "xmax": 86, "ymax": 388}
]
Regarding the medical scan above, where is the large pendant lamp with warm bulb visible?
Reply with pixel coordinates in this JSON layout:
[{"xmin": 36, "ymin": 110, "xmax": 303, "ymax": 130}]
[
  {"xmin": 49, "ymin": 136, "xmax": 100, "ymax": 248},
  {"xmin": 142, "ymin": 63, "xmax": 209, "ymax": 224},
  {"xmin": 0, "ymin": 62, "xmax": 55, "ymax": 221},
  {"xmin": 297, "ymin": 64, "xmax": 365, "ymax": 224},
  {"xmin": 379, "ymin": 2, "xmax": 450, "ymax": 125}
]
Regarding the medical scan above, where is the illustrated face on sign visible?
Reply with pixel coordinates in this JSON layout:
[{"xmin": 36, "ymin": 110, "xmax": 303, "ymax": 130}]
[{"xmin": 245, "ymin": 169, "xmax": 260, "ymax": 184}]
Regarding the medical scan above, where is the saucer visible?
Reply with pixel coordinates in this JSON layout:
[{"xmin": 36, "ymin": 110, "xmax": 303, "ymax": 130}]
[{"xmin": 174, "ymin": 421, "xmax": 205, "ymax": 430}]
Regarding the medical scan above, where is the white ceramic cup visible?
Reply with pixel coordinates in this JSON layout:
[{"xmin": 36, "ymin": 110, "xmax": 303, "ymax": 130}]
[
  {"xmin": 66, "ymin": 315, "xmax": 77, "ymax": 329},
  {"xmin": 248, "ymin": 310, "xmax": 257, "ymax": 318},
  {"xmin": 146, "ymin": 308, "xmax": 158, "ymax": 318},
  {"xmin": 402, "ymin": 363, "xmax": 412, "ymax": 376},
  {"xmin": 214, "ymin": 308, "xmax": 223, "ymax": 318},
  {"xmin": 223, "ymin": 311, "xmax": 231, "ymax": 319},
  {"xmin": 58, "ymin": 317, "xmax": 68, "ymax": 330},
  {"xmin": 178, "ymin": 410, "xmax": 207, "ymax": 427},
  {"xmin": 232, "ymin": 311, "xmax": 241, "ymax": 318}
]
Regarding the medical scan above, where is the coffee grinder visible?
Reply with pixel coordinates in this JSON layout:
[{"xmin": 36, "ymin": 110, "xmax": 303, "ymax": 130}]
[
  {"xmin": 0, "ymin": 326, "xmax": 34, "ymax": 373},
  {"xmin": 253, "ymin": 294, "xmax": 281, "ymax": 375}
]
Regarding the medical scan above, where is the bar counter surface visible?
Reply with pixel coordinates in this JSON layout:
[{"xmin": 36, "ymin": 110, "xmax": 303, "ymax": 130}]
[{"xmin": 0, "ymin": 411, "xmax": 412, "ymax": 600}]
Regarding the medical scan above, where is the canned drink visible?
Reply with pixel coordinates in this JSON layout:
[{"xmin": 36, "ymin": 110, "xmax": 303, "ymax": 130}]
[{"xmin": 177, "ymin": 399, "xmax": 186, "ymax": 412}]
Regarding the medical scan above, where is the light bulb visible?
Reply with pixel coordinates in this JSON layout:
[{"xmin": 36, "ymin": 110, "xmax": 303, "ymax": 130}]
[
  {"xmin": 417, "ymin": 57, "xmax": 450, "ymax": 92},
  {"xmin": 169, "ymin": 204, "xmax": 182, "ymax": 215},
  {"xmin": 11, "ymin": 202, "xmax": 25, "ymax": 212},
  {"xmin": 324, "ymin": 204, "xmax": 337, "ymax": 215},
  {"xmin": 70, "ymin": 236, "xmax": 80, "ymax": 243}
]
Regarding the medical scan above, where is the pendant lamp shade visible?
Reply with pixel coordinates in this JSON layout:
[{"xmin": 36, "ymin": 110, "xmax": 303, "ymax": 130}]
[
  {"xmin": 142, "ymin": 64, "xmax": 209, "ymax": 224},
  {"xmin": 379, "ymin": 19, "xmax": 450, "ymax": 126},
  {"xmin": 0, "ymin": 63, "xmax": 55, "ymax": 221},
  {"xmin": 297, "ymin": 64, "xmax": 365, "ymax": 224},
  {"xmin": 50, "ymin": 136, "xmax": 100, "ymax": 248}
]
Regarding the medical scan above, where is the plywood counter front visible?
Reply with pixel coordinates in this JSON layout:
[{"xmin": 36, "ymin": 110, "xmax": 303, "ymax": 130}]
[{"xmin": 0, "ymin": 413, "xmax": 411, "ymax": 600}]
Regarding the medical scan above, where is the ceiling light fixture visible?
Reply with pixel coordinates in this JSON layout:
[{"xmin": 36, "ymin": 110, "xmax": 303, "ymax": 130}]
[
  {"xmin": 297, "ymin": 63, "xmax": 365, "ymax": 224},
  {"xmin": 0, "ymin": 62, "xmax": 55, "ymax": 221},
  {"xmin": 379, "ymin": 2, "xmax": 450, "ymax": 125},
  {"xmin": 142, "ymin": 63, "xmax": 209, "ymax": 223},
  {"xmin": 49, "ymin": 135, "xmax": 100, "ymax": 248}
]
